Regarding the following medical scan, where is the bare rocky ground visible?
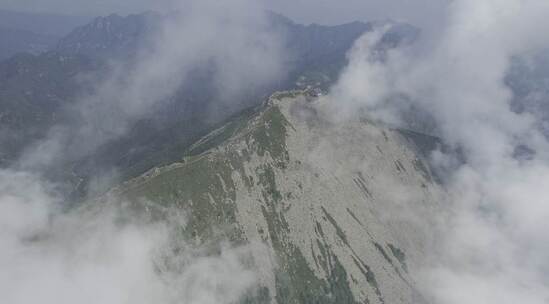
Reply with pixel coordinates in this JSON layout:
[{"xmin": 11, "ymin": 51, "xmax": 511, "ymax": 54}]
[{"xmin": 92, "ymin": 91, "xmax": 445, "ymax": 304}]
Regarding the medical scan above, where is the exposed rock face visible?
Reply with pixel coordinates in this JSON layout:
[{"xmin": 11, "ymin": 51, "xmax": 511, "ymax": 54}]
[{"xmin": 105, "ymin": 91, "xmax": 443, "ymax": 304}]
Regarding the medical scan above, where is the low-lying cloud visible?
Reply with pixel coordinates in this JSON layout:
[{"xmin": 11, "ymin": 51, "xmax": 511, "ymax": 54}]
[
  {"xmin": 329, "ymin": 0, "xmax": 549, "ymax": 303},
  {"xmin": 2, "ymin": 0, "xmax": 280, "ymax": 303}
]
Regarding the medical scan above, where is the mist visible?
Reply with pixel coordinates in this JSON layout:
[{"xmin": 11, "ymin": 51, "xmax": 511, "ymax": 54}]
[
  {"xmin": 328, "ymin": 0, "xmax": 549, "ymax": 303},
  {"xmin": 0, "ymin": 0, "xmax": 280, "ymax": 303},
  {"xmin": 18, "ymin": 0, "xmax": 285, "ymax": 171},
  {"xmin": 0, "ymin": 170, "xmax": 261, "ymax": 304}
]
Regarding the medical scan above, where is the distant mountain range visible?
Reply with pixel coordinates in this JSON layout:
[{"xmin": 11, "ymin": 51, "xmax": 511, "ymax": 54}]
[{"xmin": 0, "ymin": 9, "xmax": 91, "ymax": 60}]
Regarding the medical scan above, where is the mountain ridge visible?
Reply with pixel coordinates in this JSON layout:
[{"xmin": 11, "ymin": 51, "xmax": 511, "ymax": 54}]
[{"xmin": 93, "ymin": 90, "xmax": 443, "ymax": 304}]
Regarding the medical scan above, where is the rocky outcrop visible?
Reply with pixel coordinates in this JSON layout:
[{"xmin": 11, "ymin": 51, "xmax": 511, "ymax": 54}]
[{"xmin": 101, "ymin": 91, "xmax": 443, "ymax": 304}]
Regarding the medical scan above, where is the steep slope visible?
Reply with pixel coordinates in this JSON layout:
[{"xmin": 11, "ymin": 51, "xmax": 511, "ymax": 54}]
[{"xmin": 104, "ymin": 91, "xmax": 443, "ymax": 304}]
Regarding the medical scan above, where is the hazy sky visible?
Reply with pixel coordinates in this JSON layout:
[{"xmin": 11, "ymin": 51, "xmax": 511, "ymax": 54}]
[{"xmin": 0, "ymin": 0, "xmax": 449, "ymax": 28}]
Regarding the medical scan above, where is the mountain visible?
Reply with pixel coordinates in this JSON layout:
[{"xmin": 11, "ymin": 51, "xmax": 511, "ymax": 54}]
[
  {"xmin": 0, "ymin": 12, "xmax": 419, "ymax": 201},
  {"xmin": 94, "ymin": 90, "xmax": 443, "ymax": 304},
  {"xmin": 0, "ymin": 27, "xmax": 58, "ymax": 61}
]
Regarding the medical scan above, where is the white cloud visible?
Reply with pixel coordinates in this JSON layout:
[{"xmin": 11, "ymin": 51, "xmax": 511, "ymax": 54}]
[
  {"xmin": 0, "ymin": 169, "xmax": 261, "ymax": 304},
  {"xmin": 330, "ymin": 0, "xmax": 549, "ymax": 303}
]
